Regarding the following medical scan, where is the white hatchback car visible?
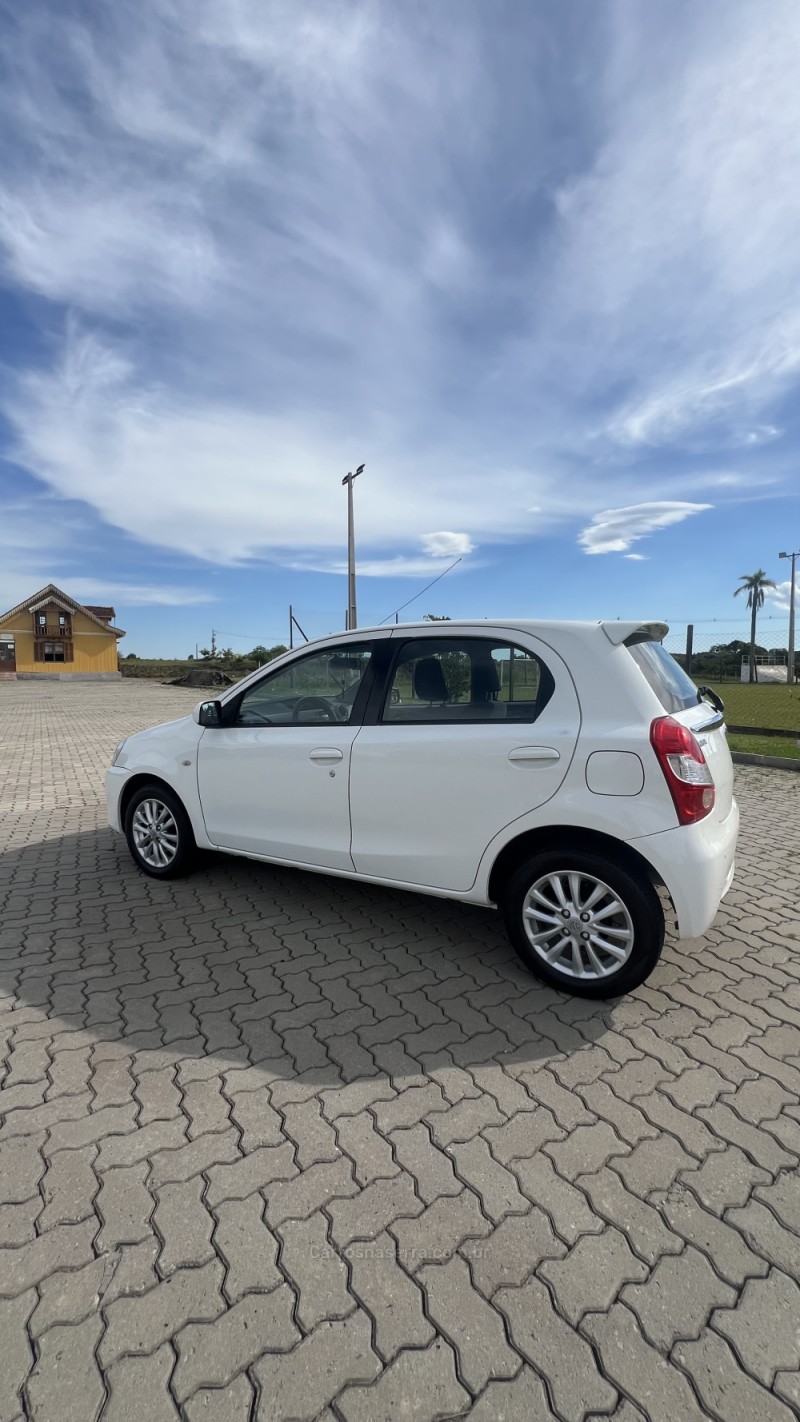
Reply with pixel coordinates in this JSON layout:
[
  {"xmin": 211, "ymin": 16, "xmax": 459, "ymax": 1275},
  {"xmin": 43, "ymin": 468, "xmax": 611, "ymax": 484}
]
[{"xmin": 107, "ymin": 620, "xmax": 737, "ymax": 998}]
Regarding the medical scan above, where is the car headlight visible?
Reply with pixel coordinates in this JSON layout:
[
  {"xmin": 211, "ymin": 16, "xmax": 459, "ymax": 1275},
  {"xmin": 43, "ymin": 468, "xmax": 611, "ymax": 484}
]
[{"xmin": 111, "ymin": 739, "xmax": 127, "ymax": 767}]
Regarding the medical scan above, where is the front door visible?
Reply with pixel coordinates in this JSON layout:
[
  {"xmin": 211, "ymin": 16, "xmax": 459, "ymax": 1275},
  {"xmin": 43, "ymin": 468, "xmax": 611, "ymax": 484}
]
[
  {"xmin": 196, "ymin": 640, "xmax": 379, "ymax": 869},
  {"xmin": 0, "ymin": 640, "xmax": 15, "ymax": 672},
  {"xmin": 349, "ymin": 633, "xmax": 581, "ymax": 891}
]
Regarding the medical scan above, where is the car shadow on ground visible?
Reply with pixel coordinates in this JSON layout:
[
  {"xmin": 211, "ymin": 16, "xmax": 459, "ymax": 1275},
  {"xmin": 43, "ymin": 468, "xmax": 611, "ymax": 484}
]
[{"xmin": 0, "ymin": 826, "xmax": 653, "ymax": 1103}]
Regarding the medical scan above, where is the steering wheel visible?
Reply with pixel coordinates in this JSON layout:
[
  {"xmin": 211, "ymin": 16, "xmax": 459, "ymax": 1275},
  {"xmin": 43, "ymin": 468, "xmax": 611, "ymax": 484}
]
[{"xmin": 291, "ymin": 695, "xmax": 338, "ymax": 723}]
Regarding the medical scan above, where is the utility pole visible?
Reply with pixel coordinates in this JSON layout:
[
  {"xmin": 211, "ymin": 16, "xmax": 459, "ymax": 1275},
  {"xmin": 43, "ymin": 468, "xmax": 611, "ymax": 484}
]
[
  {"xmin": 341, "ymin": 464, "xmax": 365, "ymax": 630},
  {"xmin": 289, "ymin": 605, "xmax": 293, "ymax": 650},
  {"xmin": 779, "ymin": 550, "xmax": 799, "ymax": 685}
]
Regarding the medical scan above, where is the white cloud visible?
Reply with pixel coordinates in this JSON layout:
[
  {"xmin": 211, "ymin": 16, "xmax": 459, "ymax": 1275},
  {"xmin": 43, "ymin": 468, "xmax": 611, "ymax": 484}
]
[
  {"xmin": 767, "ymin": 576, "xmax": 798, "ymax": 614},
  {"xmin": 67, "ymin": 579, "xmax": 215, "ymax": 607},
  {"xmin": 579, "ymin": 502, "xmax": 711, "ymax": 556},
  {"xmin": 624, "ymin": 553, "xmax": 647, "ymax": 561},
  {"xmin": 0, "ymin": 0, "xmax": 797, "ymax": 581},
  {"xmin": 420, "ymin": 532, "xmax": 474, "ymax": 558}
]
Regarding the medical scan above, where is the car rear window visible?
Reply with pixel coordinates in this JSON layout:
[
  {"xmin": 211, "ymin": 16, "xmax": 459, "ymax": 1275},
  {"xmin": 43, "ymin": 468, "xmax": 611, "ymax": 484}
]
[{"xmin": 626, "ymin": 638, "xmax": 699, "ymax": 714}]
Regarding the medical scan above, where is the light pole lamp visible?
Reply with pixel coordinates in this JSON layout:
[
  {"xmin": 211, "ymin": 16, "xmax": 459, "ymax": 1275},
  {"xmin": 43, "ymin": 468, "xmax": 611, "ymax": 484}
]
[
  {"xmin": 779, "ymin": 549, "xmax": 800, "ymax": 686},
  {"xmin": 342, "ymin": 463, "xmax": 365, "ymax": 630}
]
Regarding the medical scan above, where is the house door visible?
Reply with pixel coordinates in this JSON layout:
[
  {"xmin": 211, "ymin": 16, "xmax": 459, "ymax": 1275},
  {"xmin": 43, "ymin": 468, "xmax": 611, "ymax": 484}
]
[{"xmin": 0, "ymin": 640, "xmax": 15, "ymax": 672}]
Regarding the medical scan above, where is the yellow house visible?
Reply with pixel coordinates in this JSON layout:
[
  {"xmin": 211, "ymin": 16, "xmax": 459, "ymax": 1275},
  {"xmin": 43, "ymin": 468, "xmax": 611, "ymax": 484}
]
[{"xmin": 0, "ymin": 584, "xmax": 125, "ymax": 680}]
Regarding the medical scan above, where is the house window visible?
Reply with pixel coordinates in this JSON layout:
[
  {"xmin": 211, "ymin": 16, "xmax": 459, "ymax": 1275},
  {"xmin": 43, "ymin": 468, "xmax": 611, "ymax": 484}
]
[
  {"xmin": 37, "ymin": 614, "xmax": 47, "ymax": 627},
  {"xmin": 34, "ymin": 641, "xmax": 73, "ymax": 663}
]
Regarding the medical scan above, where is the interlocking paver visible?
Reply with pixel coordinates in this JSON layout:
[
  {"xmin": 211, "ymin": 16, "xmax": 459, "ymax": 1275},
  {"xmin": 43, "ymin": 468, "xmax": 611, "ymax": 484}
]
[
  {"xmin": 184, "ymin": 1374, "xmax": 255, "ymax": 1422},
  {"xmin": 513, "ymin": 1153, "xmax": 603, "ymax": 1244},
  {"xmin": 621, "ymin": 1245, "xmax": 736, "ymax": 1349},
  {"xmin": 464, "ymin": 1367, "xmax": 558, "ymax": 1421},
  {"xmin": 420, "ymin": 1256, "xmax": 522, "ymax": 1391},
  {"xmin": 3, "ymin": 684, "xmax": 800, "ymax": 1419},
  {"xmin": 213, "ymin": 1192, "xmax": 282, "ymax": 1300},
  {"xmin": 673, "ymin": 1329, "xmax": 795, "ymax": 1422},
  {"xmin": 659, "ymin": 1189, "xmax": 768, "ymax": 1285},
  {"xmin": 541, "ymin": 1228, "xmax": 648, "ymax": 1325},
  {"xmin": 205, "ymin": 1141, "xmax": 297, "ymax": 1208},
  {"xmin": 99, "ymin": 1258, "xmax": 226, "ymax": 1366},
  {"xmin": 252, "ymin": 1310, "xmax": 380, "ymax": 1421},
  {"xmin": 25, "ymin": 1313, "xmax": 104, "ymax": 1422},
  {"xmin": 679, "ymin": 1145, "xmax": 771, "ymax": 1215},
  {"xmin": 336, "ymin": 1336, "xmax": 468, "ymax": 1422},
  {"xmin": 582, "ymin": 1304, "xmax": 708, "ymax": 1422},
  {"xmin": 96, "ymin": 1159, "xmax": 154, "ymax": 1251},
  {"xmin": 450, "ymin": 1136, "xmax": 528, "ymax": 1221},
  {"xmin": 578, "ymin": 1168, "xmax": 683, "ymax": 1265},
  {"xmin": 391, "ymin": 1189, "xmax": 491, "ymax": 1272},
  {"xmin": 154, "ymin": 1176, "xmax": 215, "ymax": 1274},
  {"xmin": 39, "ymin": 1146, "xmax": 98, "ymax": 1229},
  {"xmin": 497, "ymin": 1278, "xmax": 617, "ymax": 1422},
  {"xmin": 104, "ymin": 1346, "xmax": 182, "ymax": 1422},
  {"xmin": 336, "ymin": 1109, "xmax": 398, "ymax": 1184},
  {"xmin": 347, "ymin": 1230, "xmax": 434, "ymax": 1360},
  {"xmin": 280, "ymin": 1211, "xmax": 353, "ymax": 1327},
  {"xmin": 0, "ymin": 1292, "xmax": 35, "ymax": 1422},
  {"xmin": 712, "ymin": 1270, "xmax": 800, "ymax": 1384},
  {"xmin": 0, "ymin": 1218, "xmax": 97, "ymax": 1297},
  {"xmin": 173, "ymin": 1287, "xmax": 299, "ymax": 1401}
]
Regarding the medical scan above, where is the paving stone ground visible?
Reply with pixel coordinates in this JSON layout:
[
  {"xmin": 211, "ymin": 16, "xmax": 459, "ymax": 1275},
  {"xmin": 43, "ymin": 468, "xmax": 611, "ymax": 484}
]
[{"xmin": 1, "ymin": 678, "xmax": 800, "ymax": 1422}]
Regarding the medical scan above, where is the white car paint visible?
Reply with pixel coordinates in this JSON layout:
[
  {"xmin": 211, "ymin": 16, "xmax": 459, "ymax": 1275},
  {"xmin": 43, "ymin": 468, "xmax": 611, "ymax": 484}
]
[{"xmin": 107, "ymin": 618, "xmax": 738, "ymax": 942}]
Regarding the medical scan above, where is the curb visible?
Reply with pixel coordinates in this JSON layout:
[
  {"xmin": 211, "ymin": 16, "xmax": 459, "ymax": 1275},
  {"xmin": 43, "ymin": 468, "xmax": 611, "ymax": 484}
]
[{"xmin": 732, "ymin": 752, "xmax": 800, "ymax": 773}]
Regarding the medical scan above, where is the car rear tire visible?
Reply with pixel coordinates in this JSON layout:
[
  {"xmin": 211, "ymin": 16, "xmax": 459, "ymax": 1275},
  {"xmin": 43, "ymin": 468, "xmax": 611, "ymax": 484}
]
[
  {"xmin": 124, "ymin": 783, "xmax": 196, "ymax": 880},
  {"xmin": 501, "ymin": 848, "xmax": 664, "ymax": 998}
]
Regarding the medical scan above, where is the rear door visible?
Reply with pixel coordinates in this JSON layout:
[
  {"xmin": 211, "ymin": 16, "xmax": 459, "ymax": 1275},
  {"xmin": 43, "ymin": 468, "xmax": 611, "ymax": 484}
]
[
  {"xmin": 349, "ymin": 632, "xmax": 581, "ymax": 891},
  {"xmin": 625, "ymin": 639, "xmax": 734, "ymax": 819}
]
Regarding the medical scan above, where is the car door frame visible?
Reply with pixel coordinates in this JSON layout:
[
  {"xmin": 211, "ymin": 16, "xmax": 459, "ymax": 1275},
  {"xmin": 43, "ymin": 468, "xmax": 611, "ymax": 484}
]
[
  {"xmin": 348, "ymin": 627, "xmax": 580, "ymax": 892},
  {"xmin": 196, "ymin": 631, "xmax": 395, "ymax": 866}
]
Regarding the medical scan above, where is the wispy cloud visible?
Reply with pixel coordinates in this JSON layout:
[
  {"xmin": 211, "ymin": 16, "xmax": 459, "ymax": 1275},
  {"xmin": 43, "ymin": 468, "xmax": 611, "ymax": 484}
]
[
  {"xmin": 0, "ymin": 0, "xmax": 797, "ymax": 587},
  {"xmin": 579, "ymin": 502, "xmax": 712, "ymax": 556}
]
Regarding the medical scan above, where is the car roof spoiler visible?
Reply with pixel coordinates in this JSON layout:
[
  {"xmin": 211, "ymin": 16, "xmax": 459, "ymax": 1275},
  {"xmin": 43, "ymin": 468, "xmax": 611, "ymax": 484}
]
[{"xmin": 600, "ymin": 620, "xmax": 669, "ymax": 646}]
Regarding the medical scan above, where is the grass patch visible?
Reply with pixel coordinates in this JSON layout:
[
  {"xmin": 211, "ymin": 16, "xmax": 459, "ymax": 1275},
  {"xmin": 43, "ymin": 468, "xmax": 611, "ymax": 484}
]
[
  {"xmin": 704, "ymin": 682, "xmax": 800, "ymax": 731},
  {"xmin": 728, "ymin": 732, "xmax": 800, "ymax": 760}
]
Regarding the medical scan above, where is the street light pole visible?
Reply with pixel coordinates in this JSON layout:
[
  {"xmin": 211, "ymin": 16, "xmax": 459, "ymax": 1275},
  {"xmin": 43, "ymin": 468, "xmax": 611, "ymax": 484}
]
[
  {"xmin": 779, "ymin": 549, "xmax": 800, "ymax": 686},
  {"xmin": 342, "ymin": 464, "xmax": 365, "ymax": 630}
]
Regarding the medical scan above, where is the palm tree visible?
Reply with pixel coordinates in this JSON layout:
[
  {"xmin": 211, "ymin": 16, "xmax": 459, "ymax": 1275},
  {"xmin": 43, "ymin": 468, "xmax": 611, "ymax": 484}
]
[{"xmin": 734, "ymin": 570, "xmax": 776, "ymax": 682}]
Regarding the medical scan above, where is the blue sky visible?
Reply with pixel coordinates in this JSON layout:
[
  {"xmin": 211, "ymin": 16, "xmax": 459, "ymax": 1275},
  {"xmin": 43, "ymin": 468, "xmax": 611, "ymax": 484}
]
[{"xmin": 1, "ymin": 0, "xmax": 799, "ymax": 655}]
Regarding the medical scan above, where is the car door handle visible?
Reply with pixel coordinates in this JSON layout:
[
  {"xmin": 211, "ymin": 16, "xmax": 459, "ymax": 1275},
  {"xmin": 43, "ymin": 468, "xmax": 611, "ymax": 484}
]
[
  {"xmin": 508, "ymin": 746, "xmax": 560, "ymax": 763},
  {"xmin": 309, "ymin": 747, "xmax": 344, "ymax": 763}
]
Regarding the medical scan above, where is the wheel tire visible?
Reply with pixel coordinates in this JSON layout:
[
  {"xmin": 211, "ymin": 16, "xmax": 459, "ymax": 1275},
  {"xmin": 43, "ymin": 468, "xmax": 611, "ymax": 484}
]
[
  {"xmin": 124, "ymin": 783, "xmax": 196, "ymax": 880},
  {"xmin": 501, "ymin": 848, "xmax": 664, "ymax": 999}
]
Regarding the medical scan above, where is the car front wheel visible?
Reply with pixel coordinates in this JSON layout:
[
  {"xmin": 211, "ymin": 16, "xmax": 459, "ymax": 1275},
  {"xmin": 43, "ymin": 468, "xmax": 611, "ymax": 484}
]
[
  {"xmin": 124, "ymin": 783, "xmax": 196, "ymax": 880},
  {"xmin": 501, "ymin": 849, "xmax": 664, "ymax": 998}
]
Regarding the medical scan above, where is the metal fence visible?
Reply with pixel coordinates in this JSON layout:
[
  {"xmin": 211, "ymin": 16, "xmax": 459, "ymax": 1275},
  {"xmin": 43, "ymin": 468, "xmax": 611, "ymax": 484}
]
[{"xmin": 662, "ymin": 618, "xmax": 795, "ymax": 683}]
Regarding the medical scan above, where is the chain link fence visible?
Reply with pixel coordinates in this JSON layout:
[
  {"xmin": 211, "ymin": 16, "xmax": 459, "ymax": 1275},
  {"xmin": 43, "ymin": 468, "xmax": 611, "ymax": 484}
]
[{"xmin": 661, "ymin": 617, "xmax": 795, "ymax": 683}]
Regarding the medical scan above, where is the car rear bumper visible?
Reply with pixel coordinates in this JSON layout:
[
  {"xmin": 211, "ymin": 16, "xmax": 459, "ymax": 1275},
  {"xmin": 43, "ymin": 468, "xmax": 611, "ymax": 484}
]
[{"xmin": 630, "ymin": 798, "xmax": 739, "ymax": 940}]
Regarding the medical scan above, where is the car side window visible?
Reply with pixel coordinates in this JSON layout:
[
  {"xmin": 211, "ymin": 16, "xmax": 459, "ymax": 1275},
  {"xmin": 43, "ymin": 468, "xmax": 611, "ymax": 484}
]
[
  {"xmin": 382, "ymin": 638, "xmax": 553, "ymax": 723},
  {"xmin": 234, "ymin": 645, "xmax": 374, "ymax": 727}
]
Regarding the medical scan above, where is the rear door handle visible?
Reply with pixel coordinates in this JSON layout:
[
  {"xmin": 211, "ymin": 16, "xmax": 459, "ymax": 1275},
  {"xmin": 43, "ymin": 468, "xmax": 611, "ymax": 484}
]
[
  {"xmin": 508, "ymin": 746, "xmax": 560, "ymax": 763},
  {"xmin": 309, "ymin": 747, "xmax": 344, "ymax": 763}
]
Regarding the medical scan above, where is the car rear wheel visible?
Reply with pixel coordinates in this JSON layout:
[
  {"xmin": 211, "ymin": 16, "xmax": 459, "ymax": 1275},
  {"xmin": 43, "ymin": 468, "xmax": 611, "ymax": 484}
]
[
  {"xmin": 501, "ymin": 849, "xmax": 664, "ymax": 998},
  {"xmin": 124, "ymin": 783, "xmax": 196, "ymax": 880}
]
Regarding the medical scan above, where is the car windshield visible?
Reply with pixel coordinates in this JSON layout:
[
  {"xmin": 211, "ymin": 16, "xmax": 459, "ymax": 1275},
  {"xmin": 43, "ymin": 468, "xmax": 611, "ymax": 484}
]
[{"xmin": 626, "ymin": 638, "xmax": 699, "ymax": 714}]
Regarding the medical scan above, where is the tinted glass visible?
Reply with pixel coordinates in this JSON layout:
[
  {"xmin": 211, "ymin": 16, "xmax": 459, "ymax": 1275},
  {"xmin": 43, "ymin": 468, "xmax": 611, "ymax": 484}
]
[
  {"xmin": 383, "ymin": 638, "xmax": 553, "ymax": 723},
  {"xmin": 235, "ymin": 645, "xmax": 373, "ymax": 726},
  {"xmin": 627, "ymin": 640, "xmax": 699, "ymax": 713}
]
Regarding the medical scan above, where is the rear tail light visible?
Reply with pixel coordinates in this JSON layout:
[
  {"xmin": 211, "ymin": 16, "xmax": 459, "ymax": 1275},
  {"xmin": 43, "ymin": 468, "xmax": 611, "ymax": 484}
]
[{"xmin": 650, "ymin": 716, "xmax": 715, "ymax": 825}]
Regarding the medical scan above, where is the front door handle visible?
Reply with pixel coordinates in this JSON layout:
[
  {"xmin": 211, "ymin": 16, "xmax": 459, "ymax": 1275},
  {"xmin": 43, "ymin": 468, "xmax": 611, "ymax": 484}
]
[
  {"xmin": 309, "ymin": 747, "xmax": 344, "ymax": 763},
  {"xmin": 508, "ymin": 746, "xmax": 560, "ymax": 764}
]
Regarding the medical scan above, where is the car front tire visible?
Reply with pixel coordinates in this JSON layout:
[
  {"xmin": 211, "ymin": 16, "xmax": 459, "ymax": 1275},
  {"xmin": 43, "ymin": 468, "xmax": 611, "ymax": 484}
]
[
  {"xmin": 124, "ymin": 783, "xmax": 196, "ymax": 880},
  {"xmin": 501, "ymin": 848, "xmax": 664, "ymax": 998}
]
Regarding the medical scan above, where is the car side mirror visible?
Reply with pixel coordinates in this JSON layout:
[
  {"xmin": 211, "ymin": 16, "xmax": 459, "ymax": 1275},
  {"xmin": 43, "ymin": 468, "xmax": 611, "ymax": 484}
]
[{"xmin": 192, "ymin": 699, "xmax": 223, "ymax": 727}]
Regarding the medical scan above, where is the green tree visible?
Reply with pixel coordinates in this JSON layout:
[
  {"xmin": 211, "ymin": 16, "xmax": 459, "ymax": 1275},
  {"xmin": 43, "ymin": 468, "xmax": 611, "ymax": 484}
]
[{"xmin": 734, "ymin": 570, "xmax": 776, "ymax": 683}]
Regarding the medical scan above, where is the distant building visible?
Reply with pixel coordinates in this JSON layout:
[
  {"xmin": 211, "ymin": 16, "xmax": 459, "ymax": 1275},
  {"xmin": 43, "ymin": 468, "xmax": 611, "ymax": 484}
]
[{"xmin": 0, "ymin": 584, "xmax": 125, "ymax": 680}]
